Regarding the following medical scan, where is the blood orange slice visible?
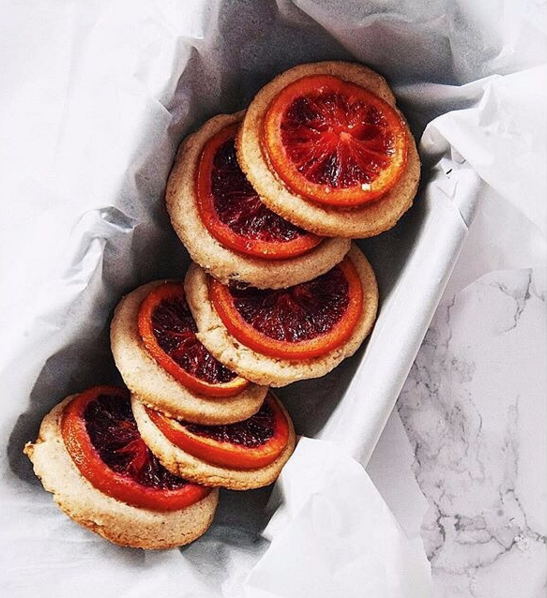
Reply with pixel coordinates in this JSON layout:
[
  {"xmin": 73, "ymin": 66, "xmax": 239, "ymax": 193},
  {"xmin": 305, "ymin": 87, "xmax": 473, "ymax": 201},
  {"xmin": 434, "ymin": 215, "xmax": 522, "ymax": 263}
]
[
  {"xmin": 138, "ymin": 281, "xmax": 249, "ymax": 397},
  {"xmin": 61, "ymin": 386, "xmax": 211, "ymax": 511},
  {"xmin": 146, "ymin": 392, "xmax": 289, "ymax": 469},
  {"xmin": 197, "ymin": 121, "xmax": 321, "ymax": 259},
  {"xmin": 262, "ymin": 74, "xmax": 408, "ymax": 207},
  {"xmin": 209, "ymin": 256, "xmax": 363, "ymax": 359}
]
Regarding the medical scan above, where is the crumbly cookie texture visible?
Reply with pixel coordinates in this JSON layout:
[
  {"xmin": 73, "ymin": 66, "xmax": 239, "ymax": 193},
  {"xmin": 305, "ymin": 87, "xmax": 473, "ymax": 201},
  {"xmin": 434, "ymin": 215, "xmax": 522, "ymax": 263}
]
[
  {"xmin": 166, "ymin": 111, "xmax": 351, "ymax": 289},
  {"xmin": 23, "ymin": 396, "xmax": 219, "ymax": 550},
  {"xmin": 132, "ymin": 394, "xmax": 296, "ymax": 491},
  {"xmin": 185, "ymin": 244, "xmax": 378, "ymax": 387},
  {"xmin": 110, "ymin": 280, "xmax": 267, "ymax": 424},
  {"xmin": 237, "ymin": 61, "xmax": 421, "ymax": 238}
]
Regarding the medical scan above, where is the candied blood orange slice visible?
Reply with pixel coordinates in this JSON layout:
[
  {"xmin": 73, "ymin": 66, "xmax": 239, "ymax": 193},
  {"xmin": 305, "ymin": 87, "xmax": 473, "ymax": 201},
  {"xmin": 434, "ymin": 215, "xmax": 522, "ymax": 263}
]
[
  {"xmin": 138, "ymin": 281, "xmax": 249, "ymax": 397},
  {"xmin": 61, "ymin": 386, "xmax": 211, "ymax": 511},
  {"xmin": 210, "ymin": 256, "xmax": 363, "ymax": 359},
  {"xmin": 146, "ymin": 392, "xmax": 289, "ymax": 469},
  {"xmin": 262, "ymin": 74, "xmax": 409, "ymax": 207},
  {"xmin": 196, "ymin": 121, "xmax": 321, "ymax": 259}
]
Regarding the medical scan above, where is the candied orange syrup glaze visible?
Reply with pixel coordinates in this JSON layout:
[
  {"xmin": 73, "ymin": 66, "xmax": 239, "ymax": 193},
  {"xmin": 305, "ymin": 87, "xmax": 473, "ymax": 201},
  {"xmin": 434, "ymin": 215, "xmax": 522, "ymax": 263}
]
[
  {"xmin": 197, "ymin": 121, "xmax": 322, "ymax": 259},
  {"xmin": 262, "ymin": 74, "xmax": 409, "ymax": 207},
  {"xmin": 61, "ymin": 386, "xmax": 211, "ymax": 511},
  {"xmin": 138, "ymin": 281, "xmax": 250, "ymax": 397},
  {"xmin": 209, "ymin": 257, "xmax": 363, "ymax": 360},
  {"xmin": 146, "ymin": 392, "xmax": 289, "ymax": 470}
]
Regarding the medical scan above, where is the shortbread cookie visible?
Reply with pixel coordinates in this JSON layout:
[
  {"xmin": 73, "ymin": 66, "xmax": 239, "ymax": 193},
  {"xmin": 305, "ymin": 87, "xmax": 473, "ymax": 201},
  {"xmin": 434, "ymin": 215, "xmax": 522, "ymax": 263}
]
[
  {"xmin": 111, "ymin": 280, "xmax": 267, "ymax": 424},
  {"xmin": 24, "ymin": 389, "xmax": 219, "ymax": 549},
  {"xmin": 166, "ymin": 111, "xmax": 350, "ymax": 289},
  {"xmin": 237, "ymin": 61, "xmax": 420, "ymax": 238},
  {"xmin": 185, "ymin": 245, "xmax": 378, "ymax": 387},
  {"xmin": 132, "ymin": 392, "xmax": 296, "ymax": 490}
]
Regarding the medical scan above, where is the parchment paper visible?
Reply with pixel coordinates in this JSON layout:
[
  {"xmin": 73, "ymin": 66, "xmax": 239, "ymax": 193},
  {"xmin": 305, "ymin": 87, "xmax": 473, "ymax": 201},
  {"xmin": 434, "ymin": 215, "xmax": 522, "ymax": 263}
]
[{"xmin": 1, "ymin": 0, "xmax": 545, "ymax": 596}]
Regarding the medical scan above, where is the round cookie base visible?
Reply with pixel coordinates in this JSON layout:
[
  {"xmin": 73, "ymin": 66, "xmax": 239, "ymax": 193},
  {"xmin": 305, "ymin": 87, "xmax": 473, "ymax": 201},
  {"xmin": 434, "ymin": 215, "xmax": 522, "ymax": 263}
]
[
  {"xmin": 24, "ymin": 396, "xmax": 219, "ymax": 550},
  {"xmin": 166, "ymin": 111, "xmax": 351, "ymax": 289},
  {"xmin": 110, "ymin": 280, "xmax": 267, "ymax": 425},
  {"xmin": 184, "ymin": 244, "xmax": 379, "ymax": 387},
  {"xmin": 132, "ymin": 394, "xmax": 296, "ymax": 491},
  {"xmin": 237, "ymin": 61, "xmax": 421, "ymax": 239}
]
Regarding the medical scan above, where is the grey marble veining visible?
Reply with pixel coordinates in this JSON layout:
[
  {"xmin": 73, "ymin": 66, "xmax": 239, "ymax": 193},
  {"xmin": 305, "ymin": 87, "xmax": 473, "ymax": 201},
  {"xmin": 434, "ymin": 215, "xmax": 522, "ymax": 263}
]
[{"xmin": 397, "ymin": 269, "xmax": 546, "ymax": 598}]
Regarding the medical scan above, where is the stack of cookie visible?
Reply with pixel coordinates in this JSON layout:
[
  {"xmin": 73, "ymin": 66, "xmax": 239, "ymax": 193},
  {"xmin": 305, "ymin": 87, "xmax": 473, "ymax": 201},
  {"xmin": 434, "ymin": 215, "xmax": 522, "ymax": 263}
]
[{"xmin": 25, "ymin": 61, "xmax": 419, "ymax": 550}]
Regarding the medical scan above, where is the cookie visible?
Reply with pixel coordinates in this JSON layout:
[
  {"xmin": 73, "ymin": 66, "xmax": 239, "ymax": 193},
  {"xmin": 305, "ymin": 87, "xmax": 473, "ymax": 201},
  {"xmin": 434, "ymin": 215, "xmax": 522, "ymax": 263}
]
[
  {"xmin": 185, "ymin": 244, "xmax": 378, "ymax": 387},
  {"xmin": 24, "ymin": 394, "xmax": 219, "ymax": 550},
  {"xmin": 166, "ymin": 111, "xmax": 351, "ymax": 289},
  {"xmin": 237, "ymin": 61, "xmax": 420, "ymax": 238},
  {"xmin": 132, "ymin": 392, "xmax": 296, "ymax": 491},
  {"xmin": 111, "ymin": 280, "xmax": 267, "ymax": 424}
]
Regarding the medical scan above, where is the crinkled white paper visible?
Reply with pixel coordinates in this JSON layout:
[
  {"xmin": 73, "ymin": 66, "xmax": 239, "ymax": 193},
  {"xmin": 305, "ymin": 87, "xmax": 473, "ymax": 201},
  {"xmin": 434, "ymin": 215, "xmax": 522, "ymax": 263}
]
[
  {"xmin": 245, "ymin": 438, "xmax": 430, "ymax": 598},
  {"xmin": 1, "ymin": 0, "xmax": 545, "ymax": 597}
]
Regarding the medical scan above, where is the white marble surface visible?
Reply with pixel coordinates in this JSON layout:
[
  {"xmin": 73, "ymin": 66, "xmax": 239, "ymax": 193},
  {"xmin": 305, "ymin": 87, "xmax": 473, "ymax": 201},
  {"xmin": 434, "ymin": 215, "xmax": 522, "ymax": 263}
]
[
  {"xmin": 397, "ymin": 267, "xmax": 546, "ymax": 597},
  {"xmin": 392, "ymin": 41, "xmax": 547, "ymax": 596}
]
